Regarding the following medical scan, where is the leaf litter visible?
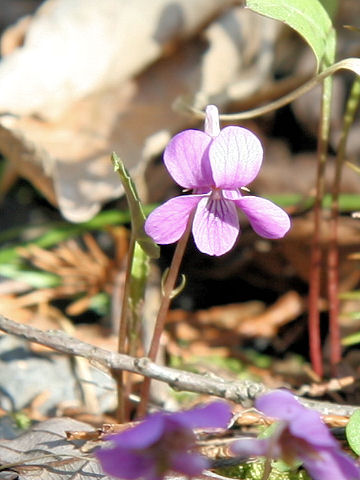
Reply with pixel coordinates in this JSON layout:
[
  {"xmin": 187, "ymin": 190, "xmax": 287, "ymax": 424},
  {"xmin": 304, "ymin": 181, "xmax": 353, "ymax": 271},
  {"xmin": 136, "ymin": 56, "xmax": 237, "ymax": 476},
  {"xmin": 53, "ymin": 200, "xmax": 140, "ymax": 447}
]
[{"xmin": 1, "ymin": 1, "xmax": 360, "ymax": 479}]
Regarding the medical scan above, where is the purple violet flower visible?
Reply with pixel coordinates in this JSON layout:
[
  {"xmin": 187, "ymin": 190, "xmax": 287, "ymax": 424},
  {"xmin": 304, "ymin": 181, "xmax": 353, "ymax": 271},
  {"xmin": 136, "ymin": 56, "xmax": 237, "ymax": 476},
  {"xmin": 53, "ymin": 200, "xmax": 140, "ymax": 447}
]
[
  {"xmin": 144, "ymin": 105, "xmax": 291, "ymax": 256},
  {"xmin": 96, "ymin": 401, "xmax": 231, "ymax": 480},
  {"xmin": 231, "ymin": 390, "xmax": 360, "ymax": 480}
]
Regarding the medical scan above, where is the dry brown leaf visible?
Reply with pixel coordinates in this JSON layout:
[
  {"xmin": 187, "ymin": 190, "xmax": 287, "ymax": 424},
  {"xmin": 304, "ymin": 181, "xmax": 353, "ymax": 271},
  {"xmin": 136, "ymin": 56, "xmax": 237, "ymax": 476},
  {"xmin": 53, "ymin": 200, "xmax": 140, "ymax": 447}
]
[
  {"xmin": 0, "ymin": 294, "xmax": 34, "ymax": 324},
  {"xmin": 0, "ymin": 0, "xmax": 237, "ymax": 119},
  {"xmin": 14, "ymin": 230, "xmax": 128, "ymax": 320},
  {"xmin": 167, "ymin": 293, "xmax": 302, "ymax": 346},
  {"xmin": 167, "ymin": 300, "xmax": 265, "ymax": 329},
  {"xmin": 0, "ymin": 48, "xmax": 200, "ymax": 220},
  {"xmin": 0, "ymin": 417, "xmax": 229, "ymax": 480},
  {"xmin": 0, "ymin": 417, "xmax": 110, "ymax": 480},
  {"xmin": 165, "ymin": 293, "xmax": 303, "ymax": 363},
  {"xmin": 0, "ymin": 3, "xmax": 279, "ymax": 221},
  {"xmin": 236, "ymin": 291, "xmax": 303, "ymax": 338}
]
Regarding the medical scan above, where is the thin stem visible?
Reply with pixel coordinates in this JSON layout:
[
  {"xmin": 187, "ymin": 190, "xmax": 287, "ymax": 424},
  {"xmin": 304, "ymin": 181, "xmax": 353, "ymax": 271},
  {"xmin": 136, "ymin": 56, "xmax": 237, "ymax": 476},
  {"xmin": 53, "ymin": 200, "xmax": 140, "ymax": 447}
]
[
  {"xmin": 308, "ymin": 209, "xmax": 323, "ymax": 378},
  {"xmin": 261, "ymin": 457, "xmax": 272, "ymax": 480},
  {"xmin": 175, "ymin": 58, "xmax": 356, "ymax": 122},
  {"xmin": 308, "ymin": 74, "xmax": 333, "ymax": 378},
  {"xmin": 115, "ymin": 235, "xmax": 135, "ymax": 422},
  {"xmin": 328, "ymin": 77, "xmax": 360, "ymax": 375},
  {"xmin": 136, "ymin": 218, "xmax": 193, "ymax": 418},
  {"xmin": 327, "ymin": 221, "xmax": 340, "ymax": 375}
]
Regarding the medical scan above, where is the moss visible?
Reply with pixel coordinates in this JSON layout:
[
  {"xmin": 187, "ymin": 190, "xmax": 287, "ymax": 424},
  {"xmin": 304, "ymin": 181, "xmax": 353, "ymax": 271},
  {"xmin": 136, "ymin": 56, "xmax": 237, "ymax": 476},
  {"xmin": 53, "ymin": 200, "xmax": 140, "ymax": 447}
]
[{"xmin": 216, "ymin": 459, "xmax": 311, "ymax": 480}]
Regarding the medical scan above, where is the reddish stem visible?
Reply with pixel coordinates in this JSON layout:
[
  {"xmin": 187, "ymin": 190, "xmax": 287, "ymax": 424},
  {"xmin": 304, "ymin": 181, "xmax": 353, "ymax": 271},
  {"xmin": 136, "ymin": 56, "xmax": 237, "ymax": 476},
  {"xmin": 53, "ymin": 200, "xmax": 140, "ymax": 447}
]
[
  {"xmin": 308, "ymin": 215, "xmax": 323, "ymax": 378},
  {"xmin": 308, "ymin": 76, "xmax": 333, "ymax": 378},
  {"xmin": 327, "ymin": 78, "xmax": 360, "ymax": 375},
  {"xmin": 327, "ymin": 226, "xmax": 341, "ymax": 375}
]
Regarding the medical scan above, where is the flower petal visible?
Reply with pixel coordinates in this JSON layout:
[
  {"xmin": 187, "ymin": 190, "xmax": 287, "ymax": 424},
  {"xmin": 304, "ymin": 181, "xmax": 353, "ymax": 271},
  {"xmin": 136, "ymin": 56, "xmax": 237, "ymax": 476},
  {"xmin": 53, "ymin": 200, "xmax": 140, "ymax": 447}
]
[
  {"xmin": 223, "ymin": 188, "xmax": 242, "ymax": 200},
  {"xmin": 96, "ymin": 448, "xmax": 155, "ymax": 479},
  {"xmin": 289, "ymin": 409, "xmax": 338, "ymax": 449},
  {"xmin": 209, "ymin": 126, "xmax": 263, "ymax": 188},
  {"xmin": 230, "ymin": 438, "xmax": 271, "ymax": 459},
  {"xmin": 171, "ymin": 402, "xmax": 232, "ymax": 429},
  {"xmin": 192, "ymin": 197, "xmax": 240, "ymax": 256},
  {"xmin": 256, "ymin": 390, "xmax": 302, "ymax": 421},
  {"xmin": 256, "ymin": 391, "xmax": 337, "ymax": 449},
  {"xmin": 303, "ymin": 448, "xmax": 360, "ymax": 480},
  {"xmin": 108, "ymin": 414, "xmax": 165, "ymax": 449},
  {"xmin": 170, "ymin": 452, "xmax": 209, "ymax": 476},
  {"xmin": 145, "ymin": 195, "xmax": 201, "ymax": 244},
  {"xmin": 236, "ymin": 196, "xmax": 290, "ymax": 239},
  {"xmin": 204, "ymin": 105, "xmax": 220, "ymax": 138},
  {"xmin": 164, "ymin": 130, "xmax": 213, "ymax": 188}
]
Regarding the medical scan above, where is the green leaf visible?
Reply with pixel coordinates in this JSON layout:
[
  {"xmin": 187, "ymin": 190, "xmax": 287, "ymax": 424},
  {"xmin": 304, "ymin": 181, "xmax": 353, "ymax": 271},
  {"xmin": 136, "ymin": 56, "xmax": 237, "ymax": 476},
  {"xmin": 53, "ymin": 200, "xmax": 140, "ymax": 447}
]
[
  {"xmin": 0, "ymin": 207, "xmax": 157, "ymax": 265},
  {"xmin": 217, "ymin": 459, "xmax": 310, "ymax": 480},
  {"xmin": 258, "ymin": 422, "xmax": 279, "ymax": 439},
  {"xmin": 246, "ymin": 0, "xmax": 335, "ymax": 70},
  {"xmin": 272, "ymin": 459, "xmax": 302, "ymax": 473},
  {"xmin": 0, "ymin": 264, "xmax": 60, "ymax": 288},
  {"xmin": 0, "ymin": 210, "xmax": 134, "ymax": 264},
  {"xmin": 112, "ymin": 152, "xmax": 160, "ymax": 259},
  {"xmin": 319, "ymin": 0, "xmax": 338, "ymax": 20},
  {"xmin": 346, "ymin": 410, "xmax": 360, "ymax": 455},
  {"xmin": 89, "ymin": 292, "xmax": 111, "ymax": 315},
  {"xmin": 340, "ymin": 290, "xmax": 360, "ymax": 301},
  {"xmin": 264, "ymin": 193, "xmax": 360, "ymax": 211},
  {"xmin": 342, "ymin": 330, "xmax": 360, "ymax": 347}
]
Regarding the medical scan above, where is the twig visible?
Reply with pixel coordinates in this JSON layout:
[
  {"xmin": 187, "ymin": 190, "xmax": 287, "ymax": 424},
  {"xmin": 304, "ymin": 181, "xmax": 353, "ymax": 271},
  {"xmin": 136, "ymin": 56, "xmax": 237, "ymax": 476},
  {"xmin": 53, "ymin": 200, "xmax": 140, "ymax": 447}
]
[{"xmin": 0, "ymin": 314, "xmax": 358, "ymax": 417}]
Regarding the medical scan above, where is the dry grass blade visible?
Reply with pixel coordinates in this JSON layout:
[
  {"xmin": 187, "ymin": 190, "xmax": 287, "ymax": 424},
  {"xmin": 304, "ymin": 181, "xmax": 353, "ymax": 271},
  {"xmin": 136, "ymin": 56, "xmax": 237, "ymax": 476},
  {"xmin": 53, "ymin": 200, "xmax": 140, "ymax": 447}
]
[{"xmin": 14, "ymin": 228, "xmax": 129, "ymax": 316}]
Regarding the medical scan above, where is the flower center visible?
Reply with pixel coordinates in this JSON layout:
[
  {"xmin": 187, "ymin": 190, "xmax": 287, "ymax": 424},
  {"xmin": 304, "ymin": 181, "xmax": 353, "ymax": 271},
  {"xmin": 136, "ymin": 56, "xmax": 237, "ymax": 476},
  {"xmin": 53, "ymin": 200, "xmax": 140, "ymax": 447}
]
[
  {"xmin": 210, "ymin": 187, "xmax": 223, "ymax": 201},
  {"xmin": 279, "ymin": 427, "xmax": 323, "ymax": 465}
]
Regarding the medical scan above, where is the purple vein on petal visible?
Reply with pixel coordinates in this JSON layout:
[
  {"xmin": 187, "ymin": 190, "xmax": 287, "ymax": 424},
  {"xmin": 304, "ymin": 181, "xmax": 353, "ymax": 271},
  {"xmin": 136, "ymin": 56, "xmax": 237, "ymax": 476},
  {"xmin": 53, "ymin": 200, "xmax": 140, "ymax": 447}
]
[
  {"xmin": 163, "ymin": 130, "xmax": 213, "ymax": 188},
  {"xmin": 144, "ymin": 195, "xmax": 201, "ymax": 244},
  {"xmin": 192, "ymin": 197, "xmax": 239, "ymax": 256},
  {"xmin": 209, "ymin": 126, "xmax": 263, "ymax": 189},
  {"xmin": 236, "ymin": 196, "xmax": 291, "ymax": 239}
]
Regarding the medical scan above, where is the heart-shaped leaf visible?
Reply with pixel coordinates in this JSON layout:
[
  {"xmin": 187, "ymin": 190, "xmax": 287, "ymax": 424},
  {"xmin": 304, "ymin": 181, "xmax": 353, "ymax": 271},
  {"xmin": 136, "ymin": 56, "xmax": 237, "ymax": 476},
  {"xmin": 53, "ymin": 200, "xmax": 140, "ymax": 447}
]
[{"xmin": 346, "ymin": 410, "xmax": 360, "ymax": 455}]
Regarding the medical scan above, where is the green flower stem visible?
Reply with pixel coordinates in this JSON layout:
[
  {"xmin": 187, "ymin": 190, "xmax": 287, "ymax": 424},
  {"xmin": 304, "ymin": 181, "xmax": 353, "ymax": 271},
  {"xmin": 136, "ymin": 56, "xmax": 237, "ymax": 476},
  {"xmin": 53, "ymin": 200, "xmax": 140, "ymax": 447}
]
[
  {"xmin": 137, "ymin": 217, "xmax": 193, "ymax": 418},
  {"xmin": 115, "ymin": 235, "xmax": 136, "ymax": 422},
  {"xmin": 328, "ymin": 77, "xmax": 360, "ymax": 375},
  {"xmin": 111, "ymin": 153, "xmax": 159, "ymax": 422}
]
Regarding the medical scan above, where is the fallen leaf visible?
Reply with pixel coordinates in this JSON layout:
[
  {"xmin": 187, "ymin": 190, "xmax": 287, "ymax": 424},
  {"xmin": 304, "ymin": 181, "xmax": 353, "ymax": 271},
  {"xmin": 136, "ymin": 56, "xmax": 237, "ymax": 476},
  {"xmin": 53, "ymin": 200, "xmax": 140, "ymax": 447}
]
[
  {"xmin": 236, "ymin": 291, "xmax": 304, "ymax": 338},
  {"xmin": 0, "ymin": 0, "xmax": 236, "ymax": 118},
  {"xmin": 0, "ymin": 3, "xmax": 279, "ymax": 221},
  {"xmin": 0, "ymin": 417, "xmax": 110, "ymax": 480},
  {"xmin": 0, "ymin": 417, "xmax": 231, "ymax": 480}
]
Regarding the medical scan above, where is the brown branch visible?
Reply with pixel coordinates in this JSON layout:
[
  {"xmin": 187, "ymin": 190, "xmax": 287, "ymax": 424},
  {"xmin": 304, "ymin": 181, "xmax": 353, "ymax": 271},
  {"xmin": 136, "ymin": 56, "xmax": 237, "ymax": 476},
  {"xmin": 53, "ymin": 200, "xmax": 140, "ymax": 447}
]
[{"xmin": 0, "ymin": 314, "xmax": 358, "ymax": 417}]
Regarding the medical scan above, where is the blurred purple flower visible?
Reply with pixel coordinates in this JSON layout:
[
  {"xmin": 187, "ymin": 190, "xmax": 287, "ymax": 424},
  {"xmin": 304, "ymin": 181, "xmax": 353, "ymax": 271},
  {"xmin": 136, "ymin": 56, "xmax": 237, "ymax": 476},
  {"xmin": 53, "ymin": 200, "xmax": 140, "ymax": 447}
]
[
  {"xmin": 96, "ymin": 401, "xmax": 231, "ymax": 480},
  {"xmin": 145, "ymin": 105, "xmax": 290, "ymax": 256},
  {"xmin": 231, "ymin": 390, "xmax": 360, "ymax": 480}
]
